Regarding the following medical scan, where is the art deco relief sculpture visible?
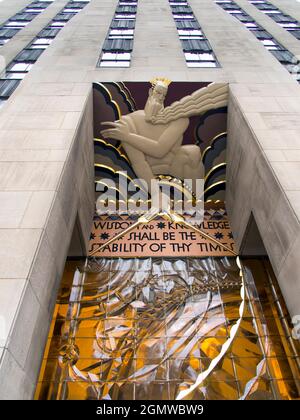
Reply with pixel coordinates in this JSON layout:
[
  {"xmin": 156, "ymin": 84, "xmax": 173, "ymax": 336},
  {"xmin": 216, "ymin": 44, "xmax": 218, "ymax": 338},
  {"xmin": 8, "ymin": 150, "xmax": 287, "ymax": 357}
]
[
  {"xmin": 101, "ymin": 78, "xmax": 228, "ymax": 192},
  {"xmin": 92, "ymin": 79, "xmax": 234, "ymax": 257}
]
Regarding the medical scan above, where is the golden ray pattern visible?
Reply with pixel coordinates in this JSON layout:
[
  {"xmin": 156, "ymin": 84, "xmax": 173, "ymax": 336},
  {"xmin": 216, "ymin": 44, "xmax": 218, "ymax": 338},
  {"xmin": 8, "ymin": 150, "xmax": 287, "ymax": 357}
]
[
  {"xmin": 94, "ymin": 138, "xmax": 130, "ymax": 164},
  {"xmin": 204, "ymin": 180, "xmax": 226, "ymax": 196},
  {"xmin": 201, "ymin": 131, "xmax": 227, "ymax": 162}
]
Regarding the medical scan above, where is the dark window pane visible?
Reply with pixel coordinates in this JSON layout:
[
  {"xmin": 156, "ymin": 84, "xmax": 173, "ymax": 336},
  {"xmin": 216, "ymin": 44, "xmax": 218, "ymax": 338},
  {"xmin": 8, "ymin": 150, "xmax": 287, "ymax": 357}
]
[
  {"xmin": 235, "ymin": 14, "xmax": 255, "ymax": 23},
  {"xmin": 38, "ymin": 28, "xmax": 61, "ymax": 38},
  {"xmin": 53, "ymin": 13, "xmax": 76, "ymax": 21},
  {"xmin": 0, "ymin": 79, "xmax": 20, "ymax": 98},
  {"xmin": 28, "ymin": 1, "xmax": 50, "ymax": 8},
  {"xmin": 291, "ymin": 30, "xmax": 300, "ymax": 40},
  {"xmin": 11, "ymin": 13, "xmax": 36, "ymax": 22},
  {"xmin": 65, "ymin": 1, "xmax": 87, "ymax": 8},
  {"xmin": 256, "ymin": 4, "xmax": 277, "ymax": 10},
  {"xmin": 271, "ymin": 14, "xmax": 297, "ymax": 23},
  {"xmin": 221, "ymin": 4, "xmax": 239, "ymax": 10},
  {"xmin": 111, "ymin": 20, "xmax": 135, "ymax": 29},
  {"xmin": 181, "ymin": 39, "xmax": 211, "ymax": 52},
  {"xmin": 176, "ymin": 20, "xmax": 199, "ymax": 29},
  {"xmin": 116, "ymin": 6, "xmax": 137, "ymax": 14},
  {"xmin": 15, "ymin": 48, "xmax": 44, "ymax": 62},
  {"xmin": 171, "ymin": 6, "xmax": 193, "ymax": 14},
  {"xmin": 270, "ymin": 49, "xmax": 295, "ymax": 64},
  {"xmin": 252, "ymin": 30, "xmax": 273, "ymax": 39},
  {"xmin": 103, "ymin": 38, "xmax": 133, "ymax": 52},
  {"xmin": 0, "ymin": 28, "xmax": 19, "ymax": 38}
]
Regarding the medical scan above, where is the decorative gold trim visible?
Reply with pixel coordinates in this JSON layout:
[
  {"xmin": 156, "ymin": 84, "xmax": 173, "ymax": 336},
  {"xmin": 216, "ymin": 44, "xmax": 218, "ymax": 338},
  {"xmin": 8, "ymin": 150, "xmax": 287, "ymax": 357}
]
[
  {"xmin": 111, "ymin": 81, "xmax": 136, "ymax": 112},
  {"xmin": 204, "ymin": 162, "xmax": 226, "ymax": 182},
  {"xmin": 204, "ymin": 180, "xmax": 226, "ymax": 195},
  {"xmin": 206, "ymin": 199, "xmax": 223, "ymax": 204},
  {"xmin": 156, "ymin": 176, "xmax": 194, "ymax": 201},
  {"xmin": 94, "ymin": 137, "xmax": 130, "ymax": 163},
  {"xmin": 119, "ymin": 81, "xmax": 138, "ymax": 110},
  {"xmin": 150, "ymin": 77, "xmax": 172, "ymax": 88},
  {"xmin": 95, "ymin": 82, "xmax": 122, "ymax": 119},
  {"xmin": 202, "ymin": 131, "xmax": 227, "ymax": 162},
  {"xmin": 176, "ymin": 256, "xmax": 245, "ymax": 400},
  {"xmin": 95, "ymin": 199, "xmax": 152, "ymax": 206}
]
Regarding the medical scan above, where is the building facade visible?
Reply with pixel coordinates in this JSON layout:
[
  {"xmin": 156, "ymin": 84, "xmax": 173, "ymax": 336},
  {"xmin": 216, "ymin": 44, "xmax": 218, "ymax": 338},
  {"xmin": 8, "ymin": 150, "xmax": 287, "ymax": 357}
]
[{"xmin": 0, "ymin": 0, "xmax": 299, "ymax": 400}]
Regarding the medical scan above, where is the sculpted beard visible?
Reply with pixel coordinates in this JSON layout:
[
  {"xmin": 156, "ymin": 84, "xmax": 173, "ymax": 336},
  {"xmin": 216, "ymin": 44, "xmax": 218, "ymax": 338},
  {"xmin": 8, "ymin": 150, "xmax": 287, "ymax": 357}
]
[{"xmin": 144, "ymin": 90, "xmax": 165, "ymax": 122}]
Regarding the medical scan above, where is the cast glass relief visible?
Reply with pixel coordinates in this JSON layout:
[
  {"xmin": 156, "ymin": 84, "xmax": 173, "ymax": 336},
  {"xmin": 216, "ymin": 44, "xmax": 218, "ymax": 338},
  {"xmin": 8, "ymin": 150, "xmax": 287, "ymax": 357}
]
[{"xmin": 36, "ymin": 258, "xmax": 300, "ymax": 400}]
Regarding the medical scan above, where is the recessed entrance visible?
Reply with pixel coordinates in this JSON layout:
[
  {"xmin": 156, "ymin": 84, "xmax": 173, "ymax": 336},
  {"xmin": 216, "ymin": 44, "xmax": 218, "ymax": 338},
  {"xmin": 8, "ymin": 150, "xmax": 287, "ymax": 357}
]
[
  {"xmin": 35, "ymin": 256, "xmax": 300, "ymax": 400},
  {"xmin": 34, "ymin": 82, "xmax": 300, "ymax": 400}
]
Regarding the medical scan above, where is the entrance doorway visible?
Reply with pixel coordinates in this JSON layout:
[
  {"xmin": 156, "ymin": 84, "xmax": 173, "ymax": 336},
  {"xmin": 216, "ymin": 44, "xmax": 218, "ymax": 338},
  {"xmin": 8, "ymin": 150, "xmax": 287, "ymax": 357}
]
[{"xmin": 35, "ymin": 255, "xmax": 300, "ymax": 400}]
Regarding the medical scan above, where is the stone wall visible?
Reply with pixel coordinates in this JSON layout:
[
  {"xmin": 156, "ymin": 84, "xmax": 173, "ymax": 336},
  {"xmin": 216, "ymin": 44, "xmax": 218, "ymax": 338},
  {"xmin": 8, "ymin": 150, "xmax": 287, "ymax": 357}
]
[{"xmin": 0, "ymin": 0, "xmax": 299, "ymax": 399}]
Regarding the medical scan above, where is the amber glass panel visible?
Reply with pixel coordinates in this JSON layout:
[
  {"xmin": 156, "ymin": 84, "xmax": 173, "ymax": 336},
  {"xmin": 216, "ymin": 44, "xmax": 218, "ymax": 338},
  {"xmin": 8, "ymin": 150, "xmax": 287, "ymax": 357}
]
[{"xmin": 35, "ymin": 257, "xmax": 300, "ymax": 400}]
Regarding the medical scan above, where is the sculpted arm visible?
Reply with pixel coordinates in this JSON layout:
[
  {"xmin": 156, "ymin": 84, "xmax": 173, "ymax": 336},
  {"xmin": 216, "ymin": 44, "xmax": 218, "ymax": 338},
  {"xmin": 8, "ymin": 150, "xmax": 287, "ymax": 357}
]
[{"xmin": 101, "ymin": 118, "xmax": 189, "ymax": 159}]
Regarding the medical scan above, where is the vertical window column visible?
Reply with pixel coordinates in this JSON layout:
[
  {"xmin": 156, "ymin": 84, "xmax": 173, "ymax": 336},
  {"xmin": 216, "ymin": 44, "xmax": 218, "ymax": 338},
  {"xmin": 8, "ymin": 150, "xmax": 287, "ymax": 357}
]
[
  {"xmin": 248, "ymin": 1, "xmax": 300, "ymax": 40},
  {"xmin": 169, "ymin": 0, "xmax": 219, "ymax": 67},
  {"xmin": 215, "ymin": 1, "xmax": 300, "ymax": 82},
  {"xmin": 0, "ymin": 1, "xmax": 91, "ymax": 107},
  {"xmin": 98, "ymin": 0, "xmax": 139, "ymax": 68},
  {"xmin": 0, "ymin": 1, "xmax": 55, "ymax": 47}
]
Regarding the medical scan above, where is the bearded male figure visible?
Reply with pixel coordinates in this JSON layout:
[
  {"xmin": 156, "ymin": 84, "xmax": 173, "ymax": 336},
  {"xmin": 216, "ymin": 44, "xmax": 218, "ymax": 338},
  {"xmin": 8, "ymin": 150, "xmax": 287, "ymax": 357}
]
[{"xmin": 101, "ymin": 79, "xmax": 228, "ymax": 194}]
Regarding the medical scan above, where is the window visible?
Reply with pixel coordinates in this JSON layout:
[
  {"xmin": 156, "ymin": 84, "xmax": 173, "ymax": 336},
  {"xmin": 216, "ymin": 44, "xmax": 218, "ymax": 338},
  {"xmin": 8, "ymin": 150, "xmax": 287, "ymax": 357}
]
[
  {"xmin": 178, "ymin": 29, "xmax": 203, "ymax": 39},
  {"xmin": 0, "ymin": 79, "xmax": 21, "ymax": 98},
  {"xmin": 7, "ymin": 63, "xmax": 33, "ymax": 72},
  {"xmin": 15, "ymin": 48, "xmax": 44, "ymax": 62},
  {"xmin": 111, "ymin": 19, "xmax": 135, "ymax": 29},
  {"xmin": 169, "ymin": 0, "xmax": 219, "ymax": 67},
  {"xmin": 215, "ymin": 1, "xmax": 300, "ymax": 82},
  {"xmin": 116, "ymin": 6, "xmax": 137, "ymax": 14},
  {"xmin": 270, "ymin": 49, "xmax": 295, "ymax": 64},
  {"xmin": 103, "ymin": 39, "xmax": 133, "ymax": 51},
  {"xmin": 252, "ymin": 30, "xmax": 271, "ymax": 39},
  {"xmin": 98, "ymin": 1, "xmax": 139, "ymax": 68},
  {"xmin": 0, "ymin": 28, "xmax": 19, "ymax": 38},
  {"xmin": 38, "ymin": 28, "xmax": 61, "ymax": 37},
  {"xmin": 12, "ymin": 13, "xmax": 37, "ymax": 22},
  {"xmin": 0, "ymin": 1, "xmax": 55, "ymax": 47},
  {"xmin": 248, "ymin": 0, "xmax": 300, "ymax": 39},
  {"xmin": 0, "ymin": 1, "xmax": 90, "ymax": 102},
  {"xmin": 109, "ymin": 29, "xmax": 134, "ymax": 39},
  {"xmin": 53, "ymin": 13, "xmax": 77, "ymax": 21},
  {"xmin": 182, "ymin": 39, "xmax": 212, "ymax": 52},
  {"xmin": 31, "ymin": 38, "xmax": 53, "ymax": 45}
]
